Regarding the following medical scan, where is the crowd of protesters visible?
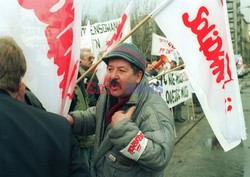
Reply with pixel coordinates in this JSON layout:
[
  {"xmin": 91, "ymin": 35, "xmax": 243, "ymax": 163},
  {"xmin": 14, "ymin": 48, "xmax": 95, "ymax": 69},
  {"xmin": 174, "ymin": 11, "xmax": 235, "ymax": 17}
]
[{"xmin": 2, "ymin": 35, "xmax": 205, "ymax": 177}]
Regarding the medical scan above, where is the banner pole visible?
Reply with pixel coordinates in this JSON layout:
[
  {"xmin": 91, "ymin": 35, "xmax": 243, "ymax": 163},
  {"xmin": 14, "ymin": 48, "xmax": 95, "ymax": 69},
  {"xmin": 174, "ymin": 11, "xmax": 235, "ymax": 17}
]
[
  {"xmin": 149, "ymin": 64, "xmax": 185, "ymax": 82},
  {"xmin": 76, "ymin": 0, "xmax": 172, "ymax": 84},
  {"xmin": 76, "ymin": 15, "xmax": 151, "ymax": 84}
]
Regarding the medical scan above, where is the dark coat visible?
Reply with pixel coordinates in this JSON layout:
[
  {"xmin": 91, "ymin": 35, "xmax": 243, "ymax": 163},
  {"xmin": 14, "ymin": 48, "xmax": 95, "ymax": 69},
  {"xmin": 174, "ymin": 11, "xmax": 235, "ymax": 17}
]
[
  {"xmin": 80, "ymin": 65, "xmax": 100, "ymax": 107},
  {"xmin": 0, "ymin": 89, "xmax": 90, "ymax": 177}
]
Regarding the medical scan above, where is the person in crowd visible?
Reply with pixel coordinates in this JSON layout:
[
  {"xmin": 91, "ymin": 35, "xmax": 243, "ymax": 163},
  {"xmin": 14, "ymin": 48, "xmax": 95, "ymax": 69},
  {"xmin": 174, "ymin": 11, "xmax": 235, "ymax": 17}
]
[
  {"xmin": 24, "ymin": 87, "xmax": 46, "ymax": 110},
  {"xmin": 16, "ymin": 82, "xmax": 46, "ymax": 110},
  {"xmin": 170, "ymin": 60, "xmax": 186, "ymax": 123},
  {"xmin": 145, "ymin": 58, "xmax": 158, "ymax": 79},
  {"xmin": 0, "ymin": 36, "xmax": 89, "ymax": 177},
  {"xmin": 66, "ymin": 43, "xmax": 175, "ymax": 177},
  {"xmin": 69, "ymin": 48, "xmax": 96, "ymax": 176},
  {"xmin": 79, "ymin": 48, "xmax": 99, "ymax": 107}
]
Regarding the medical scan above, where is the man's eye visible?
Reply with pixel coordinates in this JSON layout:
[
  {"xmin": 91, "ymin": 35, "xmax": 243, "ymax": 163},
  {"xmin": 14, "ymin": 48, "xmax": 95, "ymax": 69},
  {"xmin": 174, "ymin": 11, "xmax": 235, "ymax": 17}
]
[{"xmin": 119, "ymin": 70, "xmax": 126, "ymax": 73}]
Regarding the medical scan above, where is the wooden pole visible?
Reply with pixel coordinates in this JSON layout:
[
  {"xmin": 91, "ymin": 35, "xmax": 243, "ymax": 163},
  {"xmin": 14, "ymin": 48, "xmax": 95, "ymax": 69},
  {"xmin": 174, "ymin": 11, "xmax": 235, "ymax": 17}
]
[
  {"xmin": 76, "ymin": 15, "xmax": 152, "ymax": 84},
  {"xmin": 148, "ymin": 64, "xmax": 185, "ymax": 82},
  {"xmin": 86, "ymin": 69, "xmax": 98, "ymax": 92},
  {"xmin": 76, "ymin": 0, "xmax": 172, "ymax": 84}
]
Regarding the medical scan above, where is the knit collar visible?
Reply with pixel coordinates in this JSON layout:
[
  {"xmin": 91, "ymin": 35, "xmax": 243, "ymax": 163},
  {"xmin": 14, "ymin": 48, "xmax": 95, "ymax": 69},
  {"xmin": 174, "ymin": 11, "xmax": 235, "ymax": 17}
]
[{"xmin": 106, "ymin": 95, "xmax": 131, "ymax": 124}]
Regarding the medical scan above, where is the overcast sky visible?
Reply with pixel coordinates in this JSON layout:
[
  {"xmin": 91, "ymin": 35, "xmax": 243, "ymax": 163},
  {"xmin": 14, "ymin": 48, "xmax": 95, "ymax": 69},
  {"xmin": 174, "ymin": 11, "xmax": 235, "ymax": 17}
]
[{"xmin": 83, "ymin": 0, "xmax": 250, "ymax": 23}]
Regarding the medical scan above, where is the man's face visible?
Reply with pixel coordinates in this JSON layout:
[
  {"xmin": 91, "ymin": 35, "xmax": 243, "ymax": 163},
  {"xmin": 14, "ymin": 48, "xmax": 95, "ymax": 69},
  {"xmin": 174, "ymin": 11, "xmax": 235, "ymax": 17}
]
[
  {"xmin": 106, "ymin": 58, "xmax": 142, "ymax": 99},
  {"xmin": 80, "ymin": 51, "xmax": 94, "ymax": 67},
  {"xmin": 170, "ymin": 61, "xmax": 177, "ymax": 69},
  {"xmin": 146, "ymin": 63, "xmax": 153, "ymax": 73}
]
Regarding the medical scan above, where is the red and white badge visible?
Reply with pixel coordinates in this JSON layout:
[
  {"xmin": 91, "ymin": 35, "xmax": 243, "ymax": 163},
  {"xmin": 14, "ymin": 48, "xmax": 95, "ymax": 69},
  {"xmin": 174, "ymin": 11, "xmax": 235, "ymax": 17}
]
[{"xmin": 120, "ymin": 131, "xmax": 148, "ymax": 161}]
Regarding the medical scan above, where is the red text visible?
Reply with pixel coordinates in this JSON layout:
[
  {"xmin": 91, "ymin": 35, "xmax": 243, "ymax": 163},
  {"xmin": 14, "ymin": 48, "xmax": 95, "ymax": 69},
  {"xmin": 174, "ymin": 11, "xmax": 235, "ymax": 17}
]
[
  {"xmin": 182, "ymin": 6, "xmax": 233, "ymax": 89},
  {"xmin": 18, "ymin": 0, "xmax": 77, "ymax": 99},
  {"xmin": 128, "ymin": 132, "xmax": 145, "ymax": 155}
]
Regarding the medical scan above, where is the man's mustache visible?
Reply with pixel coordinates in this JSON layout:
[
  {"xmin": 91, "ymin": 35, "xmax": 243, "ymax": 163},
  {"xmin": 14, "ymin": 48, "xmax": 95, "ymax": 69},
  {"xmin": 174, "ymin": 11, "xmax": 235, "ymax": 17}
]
[{"xmin": 109, "ymin": 80, "xmax": 121, "ymax": 89}]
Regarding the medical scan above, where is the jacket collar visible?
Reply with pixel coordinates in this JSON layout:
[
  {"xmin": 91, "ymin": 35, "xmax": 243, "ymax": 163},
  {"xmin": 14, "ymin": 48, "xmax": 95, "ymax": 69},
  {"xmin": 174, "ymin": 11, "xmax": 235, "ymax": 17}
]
[
  {"xmin": 126, "ymin": 75, "xmax": 149, "ymax": 105},
  {"xmin": 81, "ymin": 65, "xmax": 90, "ymax": 71},
  {"xmin": 0, "ymin": 89, "xmax": 10, "ymax": 96},
  {"xmin": 104, "ymin": 76, "xmax": 150, "ymax": 109}
]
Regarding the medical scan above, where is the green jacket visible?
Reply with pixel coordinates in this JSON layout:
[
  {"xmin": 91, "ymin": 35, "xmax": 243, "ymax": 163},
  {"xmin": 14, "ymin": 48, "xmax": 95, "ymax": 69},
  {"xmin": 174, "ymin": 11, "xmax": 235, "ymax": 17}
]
[
  {"xmin": 70, "ymin": 76, "xmax": 175, "ymax": 177},
  {"xmin": 72, "ymin": 85, "xmax": 94, "ymax": 148}
]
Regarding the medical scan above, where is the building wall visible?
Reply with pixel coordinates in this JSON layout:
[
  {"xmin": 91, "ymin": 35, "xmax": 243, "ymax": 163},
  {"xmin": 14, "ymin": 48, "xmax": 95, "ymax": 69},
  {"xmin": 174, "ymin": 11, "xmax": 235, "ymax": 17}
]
[
  {"xmin": 227, "ymin": 0, "xmax": 250, "ymax": 64},
  {"xmin": 241, "ymin": 17, "xmax": 250, "ymax": 64}
]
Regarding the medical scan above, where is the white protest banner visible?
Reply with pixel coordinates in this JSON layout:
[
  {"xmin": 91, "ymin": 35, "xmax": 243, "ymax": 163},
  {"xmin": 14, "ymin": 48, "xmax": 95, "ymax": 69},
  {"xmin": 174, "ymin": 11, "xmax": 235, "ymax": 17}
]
[
  {"xmin": 83, "ymin": 0, "xmax": 134, "ymax": 84},
  {"xmin": 149, "ymin": 69, "xmax": 192, "ymax": 108},
  {"xmin": 81, "ymin": 20, "xmax": 92, "ymax": 50},
  {"xmin": 81, "ymin": 18, "xmax": 132, "ymax": 59},
  {"xmin": 81, "ymin": 18, "xmax": 120, "ymax": 57},
  {"xmin": 0, "ymin": 0, "xmax": 82, "ymax": 115},
  {"xmin": 153, "ymin": 0, "xmax": 246, "ymax": 151},
  {"xmin": 151, "ymin": 33, "xmax": 180, "ymax": 63}
]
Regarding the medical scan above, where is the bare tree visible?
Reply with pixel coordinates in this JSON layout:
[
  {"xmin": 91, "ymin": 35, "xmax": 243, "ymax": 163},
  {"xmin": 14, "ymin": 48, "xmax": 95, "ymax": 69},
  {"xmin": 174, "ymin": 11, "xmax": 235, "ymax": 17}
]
[
  {"xmin": 131, "ymin": 0, "xmax": 165, "ymax": 61},
  {"xmin": 82, "ymin": 0, "xmax": 166, "ymax": 61}
]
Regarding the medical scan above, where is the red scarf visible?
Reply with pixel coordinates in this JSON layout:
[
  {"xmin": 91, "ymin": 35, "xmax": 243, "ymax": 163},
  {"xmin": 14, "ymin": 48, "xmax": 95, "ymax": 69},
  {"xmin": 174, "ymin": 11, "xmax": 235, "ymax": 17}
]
[{"xmin": 106, "ymin": 96, "xmax": 131, "ymax": 124}]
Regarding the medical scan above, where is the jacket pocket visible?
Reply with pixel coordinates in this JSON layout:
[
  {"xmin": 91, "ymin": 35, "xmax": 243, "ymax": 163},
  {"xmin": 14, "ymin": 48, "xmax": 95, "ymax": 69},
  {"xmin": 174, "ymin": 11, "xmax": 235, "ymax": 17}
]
[{"xmin": 103, "ymin": 151, "xmax": 136, "ymax": 177}]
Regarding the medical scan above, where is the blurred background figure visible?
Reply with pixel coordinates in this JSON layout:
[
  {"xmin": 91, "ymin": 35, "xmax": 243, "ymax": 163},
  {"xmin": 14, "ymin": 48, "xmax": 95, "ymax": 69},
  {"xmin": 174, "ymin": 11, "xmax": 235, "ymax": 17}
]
[
  {"xmin": 69, "ymin": 48, "xmax": 99, "ymax": 176},
  {"xmin": 170, "ymin": 60, "xmax": 186, "ymax": 123},
  {"xmin": 145, "ymin": 58, "xmax": 158, "ymax": 79},
  {"xmin": 79, "ymin": 48, "xmax": 99, "ymax": 106}
]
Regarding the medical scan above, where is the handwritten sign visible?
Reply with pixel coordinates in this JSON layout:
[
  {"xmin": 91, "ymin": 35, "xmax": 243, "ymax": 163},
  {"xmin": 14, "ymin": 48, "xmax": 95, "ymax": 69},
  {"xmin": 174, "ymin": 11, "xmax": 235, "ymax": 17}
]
[{"xmin": 149, "ymin": 69, "xmax": 192, "ymax": 108}]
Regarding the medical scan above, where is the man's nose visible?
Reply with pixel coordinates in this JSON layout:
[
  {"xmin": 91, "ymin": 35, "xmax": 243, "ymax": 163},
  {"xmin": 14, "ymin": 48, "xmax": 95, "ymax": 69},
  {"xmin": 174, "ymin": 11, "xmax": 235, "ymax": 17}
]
[{"xmin": 110, "ymin": 70, "xmax": 118, "ymax": 80}]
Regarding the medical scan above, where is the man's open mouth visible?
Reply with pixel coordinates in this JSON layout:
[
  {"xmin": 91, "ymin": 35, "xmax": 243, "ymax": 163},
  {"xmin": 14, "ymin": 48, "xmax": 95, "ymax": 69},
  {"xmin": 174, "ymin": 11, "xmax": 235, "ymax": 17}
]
[{"xmin": 109, "ymin": 80, "xmax": 122, "ymax": 90}]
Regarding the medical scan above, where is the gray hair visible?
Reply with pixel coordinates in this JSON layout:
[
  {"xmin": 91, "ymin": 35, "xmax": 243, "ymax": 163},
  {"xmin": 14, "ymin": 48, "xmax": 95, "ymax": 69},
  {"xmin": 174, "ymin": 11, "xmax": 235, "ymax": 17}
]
[
  {"xmin": 80, "ymin": 48, "xmax": 91, "ymax": 59},
  {"xmin": 0, "ymin": 36, "xmax": 26, "ymax": 92}
]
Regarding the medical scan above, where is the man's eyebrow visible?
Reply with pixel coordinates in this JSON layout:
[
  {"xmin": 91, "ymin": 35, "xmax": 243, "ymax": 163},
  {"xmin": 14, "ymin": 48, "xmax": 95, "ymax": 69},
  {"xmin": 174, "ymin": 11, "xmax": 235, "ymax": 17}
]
[{"xmin": 107, "ymin": 65, "xmax": 126, "ymax": 69}]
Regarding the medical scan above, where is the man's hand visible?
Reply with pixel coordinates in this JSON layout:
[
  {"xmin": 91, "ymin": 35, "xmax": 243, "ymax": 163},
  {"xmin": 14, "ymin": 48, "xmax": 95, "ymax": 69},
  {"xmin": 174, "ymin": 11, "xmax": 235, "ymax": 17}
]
[
  {"xmin": 111, "ymin": 106, "xmax": 136, "ymax": 126},
  {"xmin": 66, "ymin": 115, "xmax": 74, "ymax": 125}
]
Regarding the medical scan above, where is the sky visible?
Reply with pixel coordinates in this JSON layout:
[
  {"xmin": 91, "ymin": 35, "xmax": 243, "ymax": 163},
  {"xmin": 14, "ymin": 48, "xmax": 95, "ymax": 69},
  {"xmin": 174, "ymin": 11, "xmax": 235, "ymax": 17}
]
[
  {"xmin": 83, "ymin": 0, "xmax": 160, "ymax": 21},
  {"xmin": 83, "ymin": 0, "xmax": 250, "ymax": 23}
]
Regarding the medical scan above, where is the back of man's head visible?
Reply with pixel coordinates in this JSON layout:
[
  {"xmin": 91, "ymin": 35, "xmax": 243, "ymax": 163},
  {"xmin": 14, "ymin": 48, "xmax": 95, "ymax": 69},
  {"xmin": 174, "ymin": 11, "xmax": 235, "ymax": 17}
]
[{"xmin": 0, "ymin": 36, "xmax": 26, "ymax": 92}]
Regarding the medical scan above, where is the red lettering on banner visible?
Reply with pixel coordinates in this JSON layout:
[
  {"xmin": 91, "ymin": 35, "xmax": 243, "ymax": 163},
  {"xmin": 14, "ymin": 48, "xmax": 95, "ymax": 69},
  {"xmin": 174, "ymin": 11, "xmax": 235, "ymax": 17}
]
[
  {"xmin": 225, "ymin": 97, "xmax": 232, "ymax": 112},
  {"xmin": 182, "ymin": 6, "xmax": 233, "ymax": 89},
  {"xmin": 159, "ymin": 38, "xmax": 176, "ymax": 50},
  {"xmin": 182, "ymin": 6, "xmax": 233, "ymax": 112},
  {"xmin": 18, "ymin": 0, "xmax": 77, "ymax": 99},
  {"xmin": 107, "ymin": 13, "xmax": 127, "ymax": 48},
  {"xmin": 220, "ymin": 0, "xmax": 223, "ymax": 6},
  {"xmin": 128, "ymin": 132, "xmax": 145, "ymax": 155},
  {"xmin": 159, "ymin": 48, "xmax": 165, "ymax": 53}
]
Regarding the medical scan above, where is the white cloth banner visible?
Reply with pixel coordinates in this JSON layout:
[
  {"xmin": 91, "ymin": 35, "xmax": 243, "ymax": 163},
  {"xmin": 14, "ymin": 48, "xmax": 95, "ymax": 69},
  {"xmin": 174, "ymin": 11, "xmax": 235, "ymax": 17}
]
[
  {"xmin": 81, "ymin": 0, "xmax": 134, "ymax": 84},
  {"xmin": 149, "ymin": 69, "xmax": 192, "ymax": 108},
  {"xmin": 151, "ymin": 33, "xmax": 180, "ymax": 63},
  {"xmin": 80, "ymin": 18, "xmax": 131, "ymax": 58},
  {"xmin": 80, "ymin": 20, "xmax": 92, "ymax": 50},
  {"xmin": 0, "ymin": 0, "xmax": 82, "ymax": 115},
  {"xmin": 81, "ymin": 17, "xmax": 132, "ymax": 84},
  {"xmin": 154, "ymin": 0, "xmax": 246, "ymax": 151}
]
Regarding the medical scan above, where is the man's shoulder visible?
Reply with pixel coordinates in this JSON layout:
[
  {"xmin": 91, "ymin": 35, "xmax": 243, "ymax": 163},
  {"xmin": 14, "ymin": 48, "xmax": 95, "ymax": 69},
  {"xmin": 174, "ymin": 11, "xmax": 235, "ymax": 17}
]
[
  {"xmin": 0, "ymin": 94, "xmax": 70, "ymax": 132},
  {"xmin": 31, "ymin": 106, "xmax": 68, "ymax": 126}
]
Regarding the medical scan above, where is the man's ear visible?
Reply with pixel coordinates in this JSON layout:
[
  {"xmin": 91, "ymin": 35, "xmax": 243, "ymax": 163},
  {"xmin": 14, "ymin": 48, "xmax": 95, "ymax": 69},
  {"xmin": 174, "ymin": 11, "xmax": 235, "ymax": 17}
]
[
  {"xmin": 135, "ymin": 71, "xmax": 143, "ymax": 84},
  {"xmin": 16, "ymin": 79, "xmax": 26, "ymax": 102}
]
